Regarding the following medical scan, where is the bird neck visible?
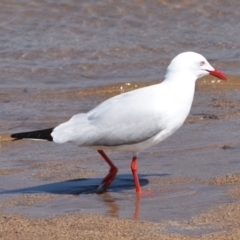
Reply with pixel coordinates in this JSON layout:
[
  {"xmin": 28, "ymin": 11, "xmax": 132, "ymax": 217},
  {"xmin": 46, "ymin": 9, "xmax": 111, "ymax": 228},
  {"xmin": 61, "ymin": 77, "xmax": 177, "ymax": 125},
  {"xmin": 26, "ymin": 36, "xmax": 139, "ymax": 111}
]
[{"xmin": 162, "ymin": 72, "xmax": 196, "ymax": 104}]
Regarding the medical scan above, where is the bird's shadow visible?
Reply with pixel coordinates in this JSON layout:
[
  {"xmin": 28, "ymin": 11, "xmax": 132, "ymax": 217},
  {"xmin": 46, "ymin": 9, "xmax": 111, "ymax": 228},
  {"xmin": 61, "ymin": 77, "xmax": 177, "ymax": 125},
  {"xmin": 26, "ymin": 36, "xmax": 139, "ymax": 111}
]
[{"xmin": 0, "ymin": 173, "xmax": 169, "ymax": 195}]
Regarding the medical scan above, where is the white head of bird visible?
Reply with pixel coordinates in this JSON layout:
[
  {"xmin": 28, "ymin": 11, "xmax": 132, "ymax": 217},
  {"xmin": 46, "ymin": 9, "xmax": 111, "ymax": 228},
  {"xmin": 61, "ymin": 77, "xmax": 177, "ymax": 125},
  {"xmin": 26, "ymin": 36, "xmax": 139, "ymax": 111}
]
[{"xmin": 165, "ymin": 52, "xmax": 227, "ymax": 81}]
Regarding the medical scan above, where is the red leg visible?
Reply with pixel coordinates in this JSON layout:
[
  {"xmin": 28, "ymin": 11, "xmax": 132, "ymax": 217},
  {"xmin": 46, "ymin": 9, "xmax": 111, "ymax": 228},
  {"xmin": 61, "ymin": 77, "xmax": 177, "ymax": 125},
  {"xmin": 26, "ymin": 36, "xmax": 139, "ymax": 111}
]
[
  {"xmin": 131, "ymin": 156, "xmax": 142, "ymax": 194},
  {"xmin": 97, "ymin": 150, "xmax": 118, "ymax": 193}
]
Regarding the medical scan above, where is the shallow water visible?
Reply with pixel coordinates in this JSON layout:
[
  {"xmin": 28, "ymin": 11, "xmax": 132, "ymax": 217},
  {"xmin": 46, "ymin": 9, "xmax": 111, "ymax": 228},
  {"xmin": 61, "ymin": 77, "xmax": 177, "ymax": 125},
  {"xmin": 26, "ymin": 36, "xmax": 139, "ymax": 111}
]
[
  {"xmin": 1, "ymin": 90, "xmax": 240, "ymax": 226},
  {"xmin": 1, "ymin": 0, "xmax": 240, "ymax": 233},
  {"xmin": 0, "ymin": 0, "xmax": 240, "ymax": 89}
]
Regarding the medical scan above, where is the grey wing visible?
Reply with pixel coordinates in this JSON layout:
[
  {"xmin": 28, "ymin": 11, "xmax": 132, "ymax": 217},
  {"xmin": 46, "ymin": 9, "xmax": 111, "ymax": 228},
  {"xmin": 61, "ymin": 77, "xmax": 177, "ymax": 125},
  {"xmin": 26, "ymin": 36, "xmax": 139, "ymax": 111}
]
[
  {"xmin": 85, "ymin": 94, "xmax": 164, "ymax": 146},
  {"xmin": 52, "ymin": 87, "xmax": 165, "ymax": 146}
]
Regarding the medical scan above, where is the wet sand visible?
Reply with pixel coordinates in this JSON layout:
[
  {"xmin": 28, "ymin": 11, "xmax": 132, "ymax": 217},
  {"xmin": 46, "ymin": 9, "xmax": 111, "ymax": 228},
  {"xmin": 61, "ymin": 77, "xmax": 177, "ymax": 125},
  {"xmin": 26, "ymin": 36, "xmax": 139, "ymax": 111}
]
[{"xmin": 1, "ymin": 77, "xmax": 240, "ymax": 238}]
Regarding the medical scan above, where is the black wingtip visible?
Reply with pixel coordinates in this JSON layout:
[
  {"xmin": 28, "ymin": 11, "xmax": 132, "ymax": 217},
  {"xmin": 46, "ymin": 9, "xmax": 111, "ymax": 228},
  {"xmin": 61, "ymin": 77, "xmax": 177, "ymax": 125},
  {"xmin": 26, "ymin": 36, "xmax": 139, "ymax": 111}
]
[{"xmin": 11, "ymin": 128, "xmax": 54, "ymax": 141}]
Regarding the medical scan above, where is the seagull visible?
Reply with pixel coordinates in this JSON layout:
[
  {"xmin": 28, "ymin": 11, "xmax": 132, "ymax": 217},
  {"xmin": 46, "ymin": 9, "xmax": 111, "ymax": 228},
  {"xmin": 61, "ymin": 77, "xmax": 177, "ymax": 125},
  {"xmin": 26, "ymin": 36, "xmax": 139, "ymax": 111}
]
[{"xmin": 11, "ymin": 52, "xmax": 227, "ymax": 194}]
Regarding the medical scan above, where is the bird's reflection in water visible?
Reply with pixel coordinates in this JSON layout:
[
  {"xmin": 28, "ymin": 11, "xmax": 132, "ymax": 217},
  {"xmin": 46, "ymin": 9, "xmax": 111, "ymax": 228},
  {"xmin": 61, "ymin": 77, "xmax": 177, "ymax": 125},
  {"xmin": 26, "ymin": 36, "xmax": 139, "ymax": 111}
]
[
  {"xmin": 98, "ymin": 192, "xmax": 142, "ymax": 220},
  {"xmin": 134, "ymin": 194, "xmax": 141, "ymax": 219}
]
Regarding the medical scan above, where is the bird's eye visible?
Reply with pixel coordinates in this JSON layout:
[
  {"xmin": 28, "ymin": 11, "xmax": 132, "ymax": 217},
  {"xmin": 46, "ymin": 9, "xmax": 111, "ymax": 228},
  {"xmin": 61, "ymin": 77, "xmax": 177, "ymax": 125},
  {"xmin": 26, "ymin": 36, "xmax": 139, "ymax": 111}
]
[{"xmin": 200, "ymin": 61, "xmax": 205, "ymax": 66}]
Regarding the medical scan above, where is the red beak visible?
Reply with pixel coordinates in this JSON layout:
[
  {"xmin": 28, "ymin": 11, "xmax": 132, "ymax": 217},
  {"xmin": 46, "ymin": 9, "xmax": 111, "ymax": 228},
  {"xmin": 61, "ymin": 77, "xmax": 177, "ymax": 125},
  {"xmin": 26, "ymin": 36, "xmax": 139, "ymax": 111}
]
[{"xmin": 206, "ymin": 69, "xmax": 227, "ymax": 81}]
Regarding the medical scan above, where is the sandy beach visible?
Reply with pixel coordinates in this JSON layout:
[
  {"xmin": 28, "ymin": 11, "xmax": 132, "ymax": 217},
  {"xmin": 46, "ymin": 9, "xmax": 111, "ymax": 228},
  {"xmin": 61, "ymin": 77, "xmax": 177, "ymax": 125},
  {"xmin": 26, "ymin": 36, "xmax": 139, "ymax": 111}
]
[{"xmin": 1, "ymin": 76, "xmax": 240, "ymax": 238}]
